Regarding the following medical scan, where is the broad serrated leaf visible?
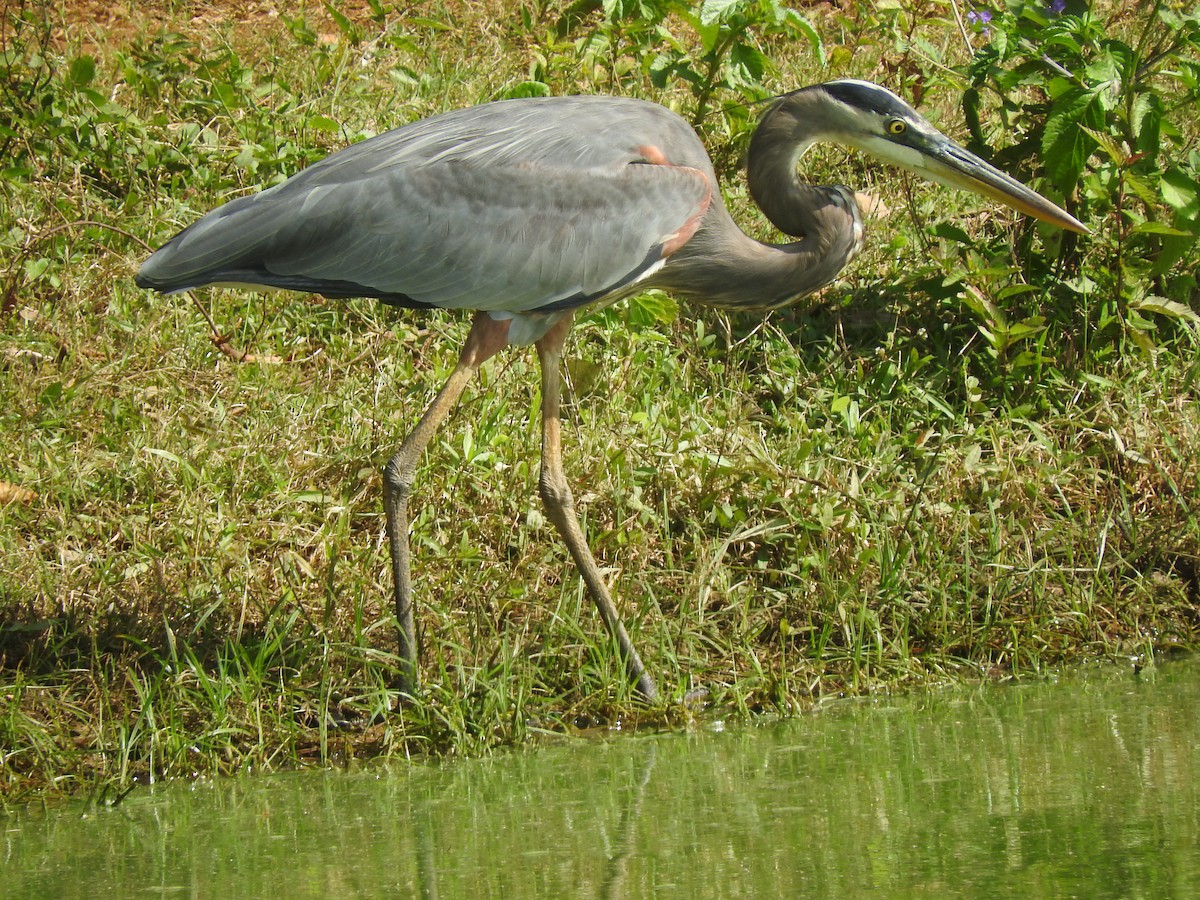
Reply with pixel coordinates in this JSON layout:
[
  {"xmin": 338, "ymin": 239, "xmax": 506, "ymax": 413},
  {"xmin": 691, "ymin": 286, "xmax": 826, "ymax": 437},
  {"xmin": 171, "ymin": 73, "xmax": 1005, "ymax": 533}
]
[
  {"xmin": 699, "ymin": 0, "xmax": 745, "ymax": 26},
  {"xmin": 728, "ymin": 43, "xmax": 768, "ymax": 89},
  {"xmin": 1131, "ymin": 296, "xmax": 1200, "ymax": 324},
  {"xmin": 1078, "ymin": 125, "xmax": 1124, "ymax": 166},
  {"xmin": 648, "ymin": 52, "xmax": 677, "ymax": 88},
  {"xmin": 1042, "ymin": 87, "xmax": 1103, "ymax": 192},
  {"xmin": 1129, "ymin": 221, "xmax": 1193, "ymax": 237},
  {"xmin": 625, "ymin": 291, "xmax": 679, "ymax": 328},
  {"xmin": 1122, "ymin": 171, "xmax": 1161, "ymax": 209},
  {"xmin": 690, "ymin": 15, "xmax": 722, "ymax": 53}
]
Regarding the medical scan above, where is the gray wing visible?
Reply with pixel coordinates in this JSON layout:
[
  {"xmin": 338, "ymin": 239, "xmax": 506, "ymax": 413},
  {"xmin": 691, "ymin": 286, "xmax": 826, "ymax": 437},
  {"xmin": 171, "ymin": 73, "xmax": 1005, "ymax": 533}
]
[{"xmin": 136, "ymin": 97, "xmax": 714, "ymax": 315}]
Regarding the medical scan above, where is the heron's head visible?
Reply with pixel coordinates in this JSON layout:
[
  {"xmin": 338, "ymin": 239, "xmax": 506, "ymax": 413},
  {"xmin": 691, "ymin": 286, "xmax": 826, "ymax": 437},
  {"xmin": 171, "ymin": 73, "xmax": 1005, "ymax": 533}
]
[{"xmin": 779, "ymin": 80, "xmax": 1088, "ymax": 234}]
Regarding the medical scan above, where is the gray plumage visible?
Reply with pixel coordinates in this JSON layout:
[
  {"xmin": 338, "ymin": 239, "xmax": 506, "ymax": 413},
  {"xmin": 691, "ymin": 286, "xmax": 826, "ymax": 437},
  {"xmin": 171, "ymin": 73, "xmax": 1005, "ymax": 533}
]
[
  {"xmin": 139, "ymin": 97, "xmax": 714, "ymax": 343},
  {"xmin": 137, "ymin": 81, "xmax": 1086, "ymax": 700}
]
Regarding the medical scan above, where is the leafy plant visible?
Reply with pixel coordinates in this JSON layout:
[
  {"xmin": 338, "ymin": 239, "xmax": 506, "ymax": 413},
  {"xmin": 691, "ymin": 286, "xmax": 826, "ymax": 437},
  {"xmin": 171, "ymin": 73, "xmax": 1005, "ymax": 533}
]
[
  {"xmin": 961, "ymin": 0, "xmax": 1200, "ymax": 352},
  {"xmin": 557, "ymin": 0, "xmax": 822, "ymax": 138}
]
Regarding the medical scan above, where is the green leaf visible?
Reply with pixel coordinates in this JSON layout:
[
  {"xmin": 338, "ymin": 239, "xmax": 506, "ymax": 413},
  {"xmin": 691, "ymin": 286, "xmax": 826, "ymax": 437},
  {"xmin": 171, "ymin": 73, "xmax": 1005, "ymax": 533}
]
[
  {"xmin": 38, "ymin": 381, "xmax": 63, "ymax": 407},
  {"xmin": 960, "ymin": 286, "xmax": 1005, "ymax": 329},
  {"xmin": 66, "ymin": 54, "xmax": 96, "ymax": 89},
  {"xmin": 692, "ymin": 16, "xmax": 722, "ymax": 53},
  {"xmin": 648, "ymin": 52, "xmax": 677, "ymax": 88},
  {"xmin": 1122, "ymin": 171, "xmax": 1161, "ymax": 209},
  {"xmin": 757, "ymin": 0, "xmax": 785, "ymax": 25},
  {"xmin": 932, "ymin": 222, "xmax": 972, "ymax": 245},
  {"xmin": 282, "ymin": 12, "xmax": 318, "ymax": 45},
  {"xmin": 24, "ymin": 258, "xmax": 50, "ymax": 280},
  {"xmin": 308, "ymin": 114, "xmax": 340, "ymax": 133},
  {"xmin": 1078, "ymin": 125, "xmax": 1124, "ymax": 166},
  {"xmin": 782, "ymin": 10, "xmax": 824, "ymax": 64},
  {"xmin": 324, "ymin": 2, "xmax": 363, "ymax": 42},
  {"xmin": 1130, "ymin": 92, "xmax": 1162, "ymax": 158},
  {"xmin": 1011, "ymin": 349, "xmax": 1052, "ymax": 369},
  {"xmin": 996, "ymin": 284, "xmax": 1041, "ymax": 301},
  {"xmin": 565, "ymin": 355, "xmax": 606, "ymax": 399},
  {"xmin": 1161, "ymin": 168, "xmax": 1200, "ymax": 222},
  {"xmin": 389, "ymin": 66, "xmax": 419, "ymax": 86},
  {"xmin": 1127, "ymin": 326, "xmax": 1158, "ymax": 358},
  {"xmin": 625, "ymin": 290, "xmax": 678, "ymax": 328},
  {"xmin": 1129, "ymin": 221, "xmax": 1193, "ymax": 238},
  {"xmin": 727, "ymin": 43, "xmax": 768, "ymax": 89},
  {"xmin": 1042, "ymin": 87, "xmax": 1104, "ymax": 192},
  {"xmin": 1007, "ymin": 316, "xmax": 1048, "ymax": 341},
  {"xmin": 1131, "ymin": 296, "xmax": 1200, "ymax": 325},
  {"xmin": 294, "ymin": 491, "xmax": 333, "ymax": 504},
  {"xmin": 700, "ymin": 0, "xmax": 745, "ymax": 26},
  {"xmin": 498, "ymin": 81, "xmax": 551, "ymax": 99},
  {"xmin": 1149, "ymin": 231, "xmax": 1199, "ymax": 279}
]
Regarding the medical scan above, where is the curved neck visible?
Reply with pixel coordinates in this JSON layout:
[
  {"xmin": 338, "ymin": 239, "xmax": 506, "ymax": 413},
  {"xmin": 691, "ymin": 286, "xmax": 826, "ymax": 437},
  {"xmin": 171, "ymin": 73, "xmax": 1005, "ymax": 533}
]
[
  {"xmin": 748, "ymin": 93, "xmax": 852, "ymax": 239},
  {"xmin": 655, "ymin": 89, "xmax": 864, "ymax": 312}
]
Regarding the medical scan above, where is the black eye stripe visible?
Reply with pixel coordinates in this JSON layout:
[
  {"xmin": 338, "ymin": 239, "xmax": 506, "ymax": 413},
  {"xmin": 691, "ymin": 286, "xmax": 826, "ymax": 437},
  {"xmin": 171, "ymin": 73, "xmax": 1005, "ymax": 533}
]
[{"xmin": 824, "ymin": 80, "xmax": 914, "ymax": 118}]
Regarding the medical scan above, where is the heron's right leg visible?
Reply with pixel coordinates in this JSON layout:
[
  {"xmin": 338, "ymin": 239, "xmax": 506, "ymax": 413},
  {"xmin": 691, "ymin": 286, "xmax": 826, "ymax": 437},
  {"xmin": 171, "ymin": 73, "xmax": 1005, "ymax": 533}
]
[
  {"xmin": 535, "ymin": 316, "xmax": 660, "ymax": 702},
  {"xmin": 383, "ymin": 312, "xmax": 510, "ymax": 696}
]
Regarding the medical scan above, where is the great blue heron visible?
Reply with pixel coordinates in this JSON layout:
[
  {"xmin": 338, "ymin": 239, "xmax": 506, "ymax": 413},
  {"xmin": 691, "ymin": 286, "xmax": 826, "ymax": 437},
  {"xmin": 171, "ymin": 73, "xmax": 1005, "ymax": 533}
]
[{"xmin": 136, "ymin": 80, "xmax": 1086, "ymax": 702}]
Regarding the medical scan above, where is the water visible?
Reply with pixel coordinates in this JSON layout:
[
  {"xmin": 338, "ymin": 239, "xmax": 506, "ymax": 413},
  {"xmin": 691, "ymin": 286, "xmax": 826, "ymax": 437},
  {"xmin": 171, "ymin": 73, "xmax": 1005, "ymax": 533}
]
[{"xmin": 5, "ymin": 658, "xmax": 1198, "ymax": 897}]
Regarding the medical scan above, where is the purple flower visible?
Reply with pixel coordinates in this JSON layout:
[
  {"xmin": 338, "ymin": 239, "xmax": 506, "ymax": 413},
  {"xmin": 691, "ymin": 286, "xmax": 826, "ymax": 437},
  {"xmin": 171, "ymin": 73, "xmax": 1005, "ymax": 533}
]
[
  {"xmin": 1047, "ymin": 0, "xmax": 1066, "ymax": 13},
  {"xmin": 966, "ymin": 7, "xmax": 993, "ymax": 37}
]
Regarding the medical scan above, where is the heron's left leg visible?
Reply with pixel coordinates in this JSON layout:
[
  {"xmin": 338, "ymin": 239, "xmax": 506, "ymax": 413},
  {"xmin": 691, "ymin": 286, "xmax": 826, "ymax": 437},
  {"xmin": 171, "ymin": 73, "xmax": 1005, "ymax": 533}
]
[
  {"xmin": 535, "ymin": 315, "xmax": 660, "ymax": 702},
  {"xmin": 383, "ymin": 312, "xmax": 510, "ymax": 696}
]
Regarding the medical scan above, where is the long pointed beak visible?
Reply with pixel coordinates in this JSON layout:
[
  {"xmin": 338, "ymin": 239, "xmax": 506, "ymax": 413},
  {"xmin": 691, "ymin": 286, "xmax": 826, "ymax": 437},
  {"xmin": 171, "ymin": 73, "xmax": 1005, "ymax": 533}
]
[{"xmin": 917, "ymin": 137, "xmax": 1089, "ymax": 234}]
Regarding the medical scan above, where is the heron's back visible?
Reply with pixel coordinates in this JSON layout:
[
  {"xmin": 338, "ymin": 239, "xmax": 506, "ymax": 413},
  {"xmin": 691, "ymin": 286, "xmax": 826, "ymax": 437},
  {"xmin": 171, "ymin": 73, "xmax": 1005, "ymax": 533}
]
[{"xmin": 136, "ymin": 96, "xmax": 716, "ymax": 327}]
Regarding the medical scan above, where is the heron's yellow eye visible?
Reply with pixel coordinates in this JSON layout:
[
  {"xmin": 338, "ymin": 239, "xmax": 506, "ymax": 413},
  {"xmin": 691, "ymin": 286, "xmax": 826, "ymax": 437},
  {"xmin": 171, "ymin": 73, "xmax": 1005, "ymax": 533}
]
[{"xmin": 886, "ymin": 119, "xmax": 907, "ymax": 135}]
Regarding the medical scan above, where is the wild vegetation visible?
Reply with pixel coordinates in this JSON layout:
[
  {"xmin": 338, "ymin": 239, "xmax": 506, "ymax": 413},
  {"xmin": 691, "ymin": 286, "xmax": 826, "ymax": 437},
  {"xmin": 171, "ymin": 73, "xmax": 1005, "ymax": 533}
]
[{"xmin": 2, "ymin": 0, "xmax": 1198, "ymax": 807}]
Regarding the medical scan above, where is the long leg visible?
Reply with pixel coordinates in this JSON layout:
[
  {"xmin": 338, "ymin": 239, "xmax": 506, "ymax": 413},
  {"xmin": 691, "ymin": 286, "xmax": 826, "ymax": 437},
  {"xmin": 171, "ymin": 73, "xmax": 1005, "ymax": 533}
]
[
  {"xmin": 384, "ymin": 312, "xmax": 510, "ymax": 695},
  {"xmin": 535, "ymin": 315, "xmax": 660, "ymax": 701}
]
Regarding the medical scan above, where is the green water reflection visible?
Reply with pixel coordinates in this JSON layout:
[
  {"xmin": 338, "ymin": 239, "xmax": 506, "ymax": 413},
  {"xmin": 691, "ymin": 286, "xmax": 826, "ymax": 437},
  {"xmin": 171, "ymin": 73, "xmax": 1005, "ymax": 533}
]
[{"xmin": 5, "ymin": 658, "xmax": 1199, "ymax": 897}]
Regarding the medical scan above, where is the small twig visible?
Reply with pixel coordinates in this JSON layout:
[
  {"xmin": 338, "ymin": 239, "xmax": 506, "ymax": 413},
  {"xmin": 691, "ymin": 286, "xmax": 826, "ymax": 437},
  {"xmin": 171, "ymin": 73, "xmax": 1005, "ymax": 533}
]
[
  {"xmin": 211, "ymin": 333, "xmax": 284, "ymax": 365},
  {"xmin": 33, "ymin": 218, "xmax": 153, "ymax": 252}
]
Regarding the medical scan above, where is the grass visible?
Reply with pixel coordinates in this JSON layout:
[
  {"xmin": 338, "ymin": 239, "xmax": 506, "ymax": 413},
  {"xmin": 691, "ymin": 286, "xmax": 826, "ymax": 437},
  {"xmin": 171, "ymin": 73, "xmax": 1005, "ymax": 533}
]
[{"xmin": 2, "ymin": 0, "xmax": 1199, "ymax": 807}]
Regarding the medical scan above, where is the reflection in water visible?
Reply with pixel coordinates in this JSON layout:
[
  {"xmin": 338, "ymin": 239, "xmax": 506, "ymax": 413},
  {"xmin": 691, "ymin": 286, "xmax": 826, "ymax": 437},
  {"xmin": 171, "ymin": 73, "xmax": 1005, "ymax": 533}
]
[
  {"xmin": 4, "ymin": 658, "xmax": 1199, "ymax": 897},
  {"xmin": 602, "ymin": 743, "xmax": 654, "ymax": 900}
]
